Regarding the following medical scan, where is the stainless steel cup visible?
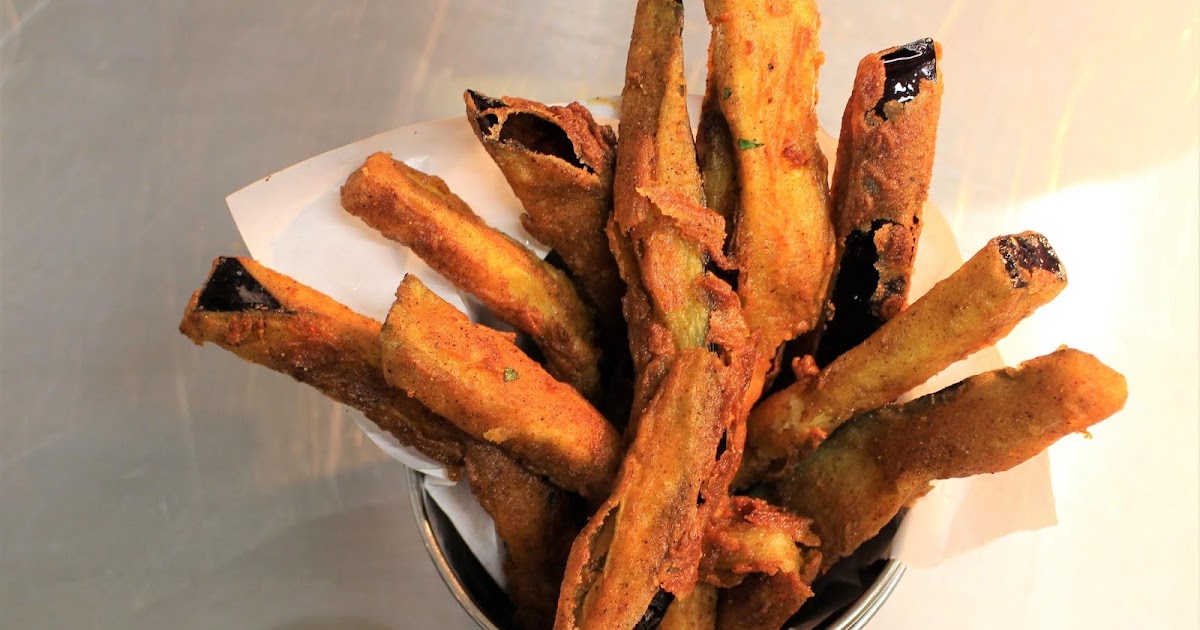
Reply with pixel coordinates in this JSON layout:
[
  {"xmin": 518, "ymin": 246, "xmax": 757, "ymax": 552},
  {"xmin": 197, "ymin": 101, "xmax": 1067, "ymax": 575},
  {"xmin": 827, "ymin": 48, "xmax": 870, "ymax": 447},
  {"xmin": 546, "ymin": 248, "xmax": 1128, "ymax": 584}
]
[{"xmin": 408, "ymin": 470, "xmax": 905, "ymax": 630}]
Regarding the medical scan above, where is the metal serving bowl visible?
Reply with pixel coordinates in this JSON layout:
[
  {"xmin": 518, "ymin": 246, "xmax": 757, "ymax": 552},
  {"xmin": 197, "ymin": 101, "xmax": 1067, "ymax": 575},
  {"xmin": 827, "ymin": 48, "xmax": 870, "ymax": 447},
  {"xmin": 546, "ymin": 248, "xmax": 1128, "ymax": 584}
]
[{"xmin": 407, "ymin": 470, "xmax": 906, "ymax": 630}]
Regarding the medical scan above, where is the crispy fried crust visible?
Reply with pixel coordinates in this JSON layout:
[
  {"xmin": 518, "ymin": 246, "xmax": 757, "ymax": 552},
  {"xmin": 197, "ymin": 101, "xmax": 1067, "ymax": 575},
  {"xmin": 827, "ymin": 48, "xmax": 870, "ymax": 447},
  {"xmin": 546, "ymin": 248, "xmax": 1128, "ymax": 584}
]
[
  {"xmin": 553, "ymin": 2, "xmax": 756, "ymax": 628},
  {"xmin": 742, "ymin": 231, "xmax": 1069, "ymax": 482},
  {"xmin": 557, "ymin": 350, "xmax": 731, "ymax": 629},
  {"xmin": 771, "ymin": 347, "xmax": 1128, "ymax": 568},
  {"xmin": 700, "ymin": 496, "xmax": 819, "ymax": 589},
  {"xmin": 818, "ymin": 39, "xmax": 944, "ymax": 366},
  {"xmin": 464, "ymin": 443, "xmax": 580, "ymax": 630},
  {"xmin": 341, "ymin": 152, "xmax": 602, "ymax": 400},
  {"xmin": 702, "ymin": 0, "xmax": 837, "ymax": 367},
  {"xmin": 715, "ymin": 569, "xmax": 819, "ymax": 630},
  {"xmin": 380, "ymin": 275, "xmax": 620, "ymax": 500},
  {"xmin": 696, "ymin": 89, "xmax": 739, "ymax": 233},
  {"xmin": 703, "ymin": 497, "xmax": 821, "ymax": 630},
  {"xmin": 464, "ymin": 91, "xmax": 623, "ymax": 324},
  {"xmin": 660, "ymin": 583, "xmax": 718, "ymax": 630},
  {"xmin": 178, "ymin": 257, "xmax": 469, "ymax": 472}
]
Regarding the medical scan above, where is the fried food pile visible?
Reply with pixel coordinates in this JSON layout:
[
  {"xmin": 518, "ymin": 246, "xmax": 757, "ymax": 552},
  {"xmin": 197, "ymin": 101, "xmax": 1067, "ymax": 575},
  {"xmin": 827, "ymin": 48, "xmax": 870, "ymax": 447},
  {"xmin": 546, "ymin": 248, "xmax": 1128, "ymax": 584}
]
[{"xmin": 179, "ymin": 1, "xmax": 1128, "ymax": 628}]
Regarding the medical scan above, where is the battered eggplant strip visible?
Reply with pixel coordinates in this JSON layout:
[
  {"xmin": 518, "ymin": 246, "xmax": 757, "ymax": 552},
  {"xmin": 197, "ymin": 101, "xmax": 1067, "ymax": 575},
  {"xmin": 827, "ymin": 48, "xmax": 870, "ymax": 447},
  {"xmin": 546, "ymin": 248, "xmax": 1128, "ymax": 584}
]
[
  {"xmin": 770, "ymin": 347, "xmax": 1128, "ymax": 569},
  {"xmin": 604, "ymin": 0, "xmax": 717, "ymax": 382},
  {"xmin": 659, "ymin": 584, "xmax": 718, "ymax": 630},
  {"xmin": 817, "ymin": 38, "xmax": 944, "ymax": 367},
  {"xmin": 699, "ymin": 496, "xmax": 819, "ymax": 590},
  {"xmin": 181, "ymin": 261, "xmax": 586, "ymax": 629},
  {"xmin": 696, "ymin": 89, "xmax": 739, "ymax": 232},
  {"xmin": 703, "ymin": 498, "xmax": 821, "ymax": 630},
  {"xmin": 696, "ymin": 8, "xmax": 838, "ymax": 625},
  {"xmin": 557, "ymin": 350, "xmax": 736, "ymax": 629},
  {"xmin": 178, "ymin": 257, "xmax": 469, "ymax": 470},
  {"xmin": 715, "ymin": 571, "xmax": 819, "ymax": 630},
  {"xmin": 554, "ymin": 0, "xmax": 753, "ymax": 627},
  {"xmin": 341, "ymin": 152, "xmax": 602, "ymax": 400},
  {"xmin": 380, "ymin": 275, "xmax": 621, "ymax": 500},
  {"xmin": 701, "ymin": 0, "xmax": 837, "ymax": 388},
  {"xmin": 742, "ymin": 231, "xmax": 1069, "ymax": 482},
  {"xmin": 463, "ymin": 443, "xmax": 581, "ymax": 630},
  {"xmin": 464, "ymin": 90, "xmax": 624, "ymax": 324}
]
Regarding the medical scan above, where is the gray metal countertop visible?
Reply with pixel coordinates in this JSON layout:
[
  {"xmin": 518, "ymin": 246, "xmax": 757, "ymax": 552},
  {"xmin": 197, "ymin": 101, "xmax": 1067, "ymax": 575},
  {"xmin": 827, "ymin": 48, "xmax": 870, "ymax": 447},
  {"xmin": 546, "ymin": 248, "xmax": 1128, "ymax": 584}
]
[{"xmin": 2, "ymin": 1, "xmax": 1197, "ymax": 629}]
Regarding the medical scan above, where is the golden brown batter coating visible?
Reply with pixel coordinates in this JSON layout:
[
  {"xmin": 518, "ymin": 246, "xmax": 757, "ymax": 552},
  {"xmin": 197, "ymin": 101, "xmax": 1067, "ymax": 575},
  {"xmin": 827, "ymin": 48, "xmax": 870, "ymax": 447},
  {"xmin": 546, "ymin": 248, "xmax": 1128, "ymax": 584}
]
[
  {"xmin": 715, "ymin": 569, "xmax": 820, "ymax": 630},
  {"xmin": 177, "ymin": 8, "xmax": 1138, "ymax": 627},
  {"xmin": 556, "ymin": 349, "xmax": 734, "ymax": 629},
  {"xmin": 702, "ymin": 497, "xmax": 821, "ymax": 630},
  {"xmin": 819, "ymin": 39, "xmax": 944, "ymax": 366},
  {"xmin": 743, "ymin": 231, "xmax": 1069, "ymax": 482},
  {"xmin": 464, "ymin": 91, "xmax": 623, "ymax": 325},
  {"xmin": 702, "ymin": 0, "xmax": 837, "ymax": 377},
  {"xmin": 342, "ymin": 152, "xmax": 602, "ymax": 400},
  {"xmin": 696, "ymin": 89, "xmax": 739, "ymax": 233},
  {"xmin": 700, "ymin": 496, "xmax": 819, "ymax": 589},
  {"xmin": 182, "ymin": 259, "xmax": 591, "ymax": 629},
  {"xmin": 771, "ymin": 347, "xmax": 1128, "ymax": 569},
  {"xmin": 178, "ymin": 257, "xmax": 469, "ymax": 471},
  {"xmin": 464, "ymin": 443, "xmax": 581, "ymax": 630},
  {"xmin": 381, "ymin": 275, "xmax": 620, "ymax": 500}
]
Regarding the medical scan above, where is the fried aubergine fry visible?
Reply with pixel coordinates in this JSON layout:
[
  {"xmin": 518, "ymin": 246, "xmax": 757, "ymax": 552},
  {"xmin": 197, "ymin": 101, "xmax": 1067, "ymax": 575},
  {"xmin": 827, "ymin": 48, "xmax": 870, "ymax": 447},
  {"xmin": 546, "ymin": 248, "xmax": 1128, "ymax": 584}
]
[
  {"xmin": 696, "ymin": 91, "xmax": 739, "ymax": 232},
  {"xmin": 703, "ymin": 497, "xmax": 821, "ymax": 630},
  {"xmin": 604, "ymin": 0, "xmax": 725, "ymax": 387},
  {"xmin": 178, "ymin": 257, "xmax": 469, "ymax": 470},
  {"xmin": 700, "ymin": 496, "xmax": 819, "ymax": 589},
  {"xmin": 464, "ymin": 90, "xmax": 623, "ymax": 323},
  {"xmin": 743, "ymin": 231, "xmax": 1069, "ymax": 481},
  {"xmin": 772, "ymin": 347, "xmax": 1128, "ymax": 569},
  {"xmin": 380, "ymin": 275, "xmax": 620, "ymax": 500},
  {"xmin": 342, "ymin": 152, "xmax": 602, "ymax": 400},
  {"xmin": 554, "ymin": 1, "xmax": 754, "ymax": 627},
  {"xmin": 464, "ymin": 443, "xmax": 581, "ymax": 630},
  {"xmin": 817, "ymin": 38, "xmax": 944, "ymax": 367},
  {"xmin": 701, "ymin": 0, "xmax": 837, "ymax": 380},
  {"xmin": 715, "ymin": 570, "xmax": 819, "ymax": 630},
  {"xmin": 558, "ymin": 350, "xmax": 739, "ymax": 629}
]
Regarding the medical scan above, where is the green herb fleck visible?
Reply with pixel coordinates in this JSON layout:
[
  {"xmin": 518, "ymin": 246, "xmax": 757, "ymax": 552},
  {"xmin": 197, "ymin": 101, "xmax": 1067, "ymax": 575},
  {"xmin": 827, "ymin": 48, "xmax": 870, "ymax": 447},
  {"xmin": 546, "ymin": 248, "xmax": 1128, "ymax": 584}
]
[
  {"xmin": 737, "ymin": 138, "xmax": 764, "ymax": 150},
  {"xmin": 722, "ymin": 87, "xmax": 732, "ymax": 100},
  {"xmin": 503, "ymin": 367, "xmax": 519, "ymax": 382}
]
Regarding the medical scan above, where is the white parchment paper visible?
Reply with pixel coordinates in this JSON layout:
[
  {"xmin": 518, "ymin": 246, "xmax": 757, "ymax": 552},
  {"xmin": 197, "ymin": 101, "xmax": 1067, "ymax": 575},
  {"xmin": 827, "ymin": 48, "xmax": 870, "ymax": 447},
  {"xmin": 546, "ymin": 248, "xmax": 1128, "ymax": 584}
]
[{"xmin": 225, "ymin": 98, "xmax": 1056, "ymax": 585}]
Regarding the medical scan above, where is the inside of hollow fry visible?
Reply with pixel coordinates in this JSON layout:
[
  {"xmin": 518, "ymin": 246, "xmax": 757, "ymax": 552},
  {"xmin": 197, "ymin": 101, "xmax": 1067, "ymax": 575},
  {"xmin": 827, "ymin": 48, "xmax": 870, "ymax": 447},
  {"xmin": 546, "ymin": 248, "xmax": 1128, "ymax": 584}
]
[{"xmin": 177, "ymin": 1, "xmax": 1134, "ymax": 628}]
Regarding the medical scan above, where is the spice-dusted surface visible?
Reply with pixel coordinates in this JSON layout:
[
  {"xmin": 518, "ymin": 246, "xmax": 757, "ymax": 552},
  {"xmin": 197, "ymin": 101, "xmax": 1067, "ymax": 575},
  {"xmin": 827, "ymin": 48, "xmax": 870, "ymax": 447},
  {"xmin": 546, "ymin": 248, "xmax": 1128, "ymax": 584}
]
[{"xmin": 1, "ymin": 1, "xmax": 1195, "ymax": 628}]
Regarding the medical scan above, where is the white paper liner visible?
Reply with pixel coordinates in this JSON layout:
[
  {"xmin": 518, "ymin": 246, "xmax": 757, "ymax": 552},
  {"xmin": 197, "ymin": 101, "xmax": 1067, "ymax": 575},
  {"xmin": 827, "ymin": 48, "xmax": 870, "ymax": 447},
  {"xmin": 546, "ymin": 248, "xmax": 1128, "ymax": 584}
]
[{"xmin": 225, "ymin": 97, "xmax": 1057, "ymax": 588}]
